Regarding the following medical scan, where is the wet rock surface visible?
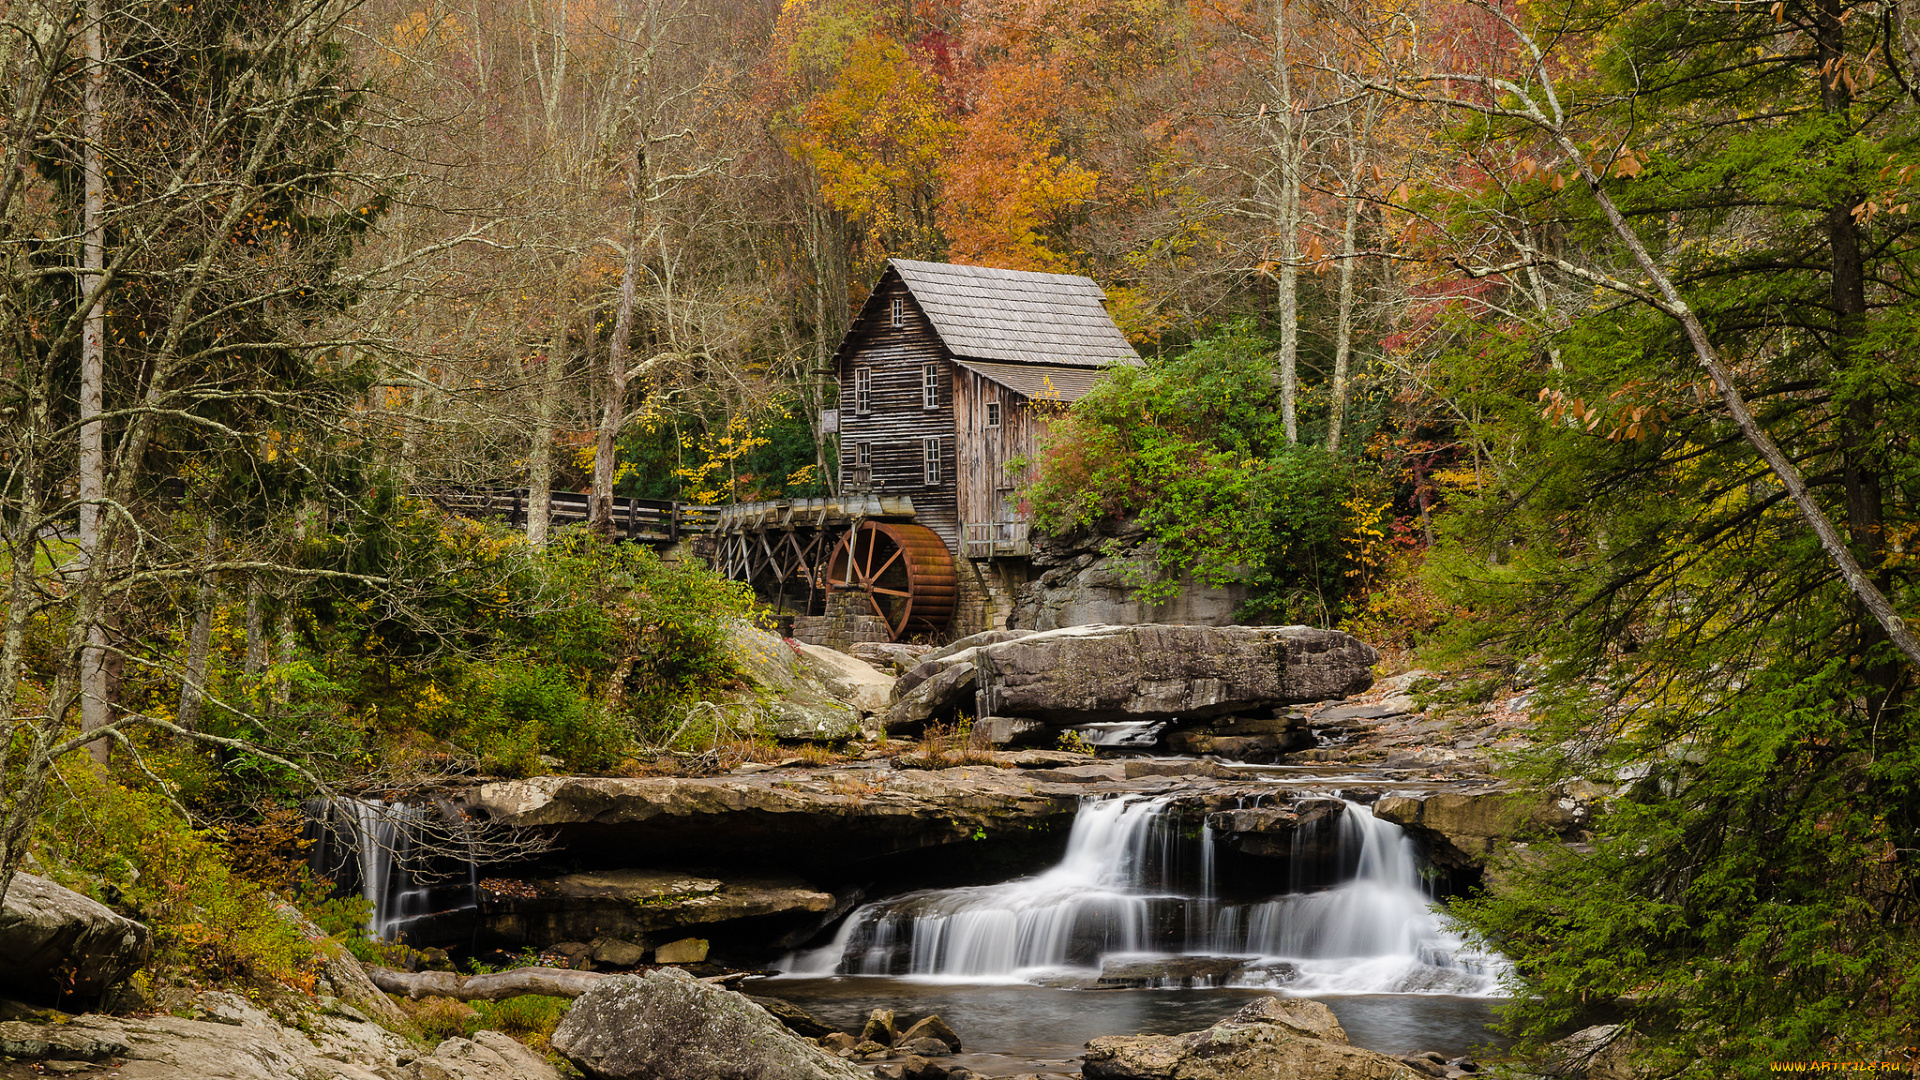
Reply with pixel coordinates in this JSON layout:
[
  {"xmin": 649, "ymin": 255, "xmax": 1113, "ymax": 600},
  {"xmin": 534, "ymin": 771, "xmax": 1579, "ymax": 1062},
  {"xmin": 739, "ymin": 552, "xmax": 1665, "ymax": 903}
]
[{"xmin": 1082, "ymin": 995, "xmax": 1425, "ymax": 1080}]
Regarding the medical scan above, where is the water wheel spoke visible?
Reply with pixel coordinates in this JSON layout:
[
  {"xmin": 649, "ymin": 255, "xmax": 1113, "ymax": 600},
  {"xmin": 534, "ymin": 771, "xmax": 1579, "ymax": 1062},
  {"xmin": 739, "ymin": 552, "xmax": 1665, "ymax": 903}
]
[
  {"xmin": 824, "ymin": 520, "xmax": 956, "ymax": 642},
  {"xmin": 870, "ymin": 548, "xmax": 905, "ymax": 581}
]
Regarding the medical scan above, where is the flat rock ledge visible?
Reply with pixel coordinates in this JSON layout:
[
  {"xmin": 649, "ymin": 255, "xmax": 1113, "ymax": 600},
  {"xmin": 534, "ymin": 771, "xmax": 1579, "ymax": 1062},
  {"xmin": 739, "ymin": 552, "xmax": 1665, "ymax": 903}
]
[
  {"xmin": 478, "ymin": 869, "xmax": 836, "ymax": 947},
  {"xmin": 469, "ymin": 764, "xmax": 1235, "ymax": 868},
  {"xmin": 0, "ymin": 990, "xmax": 562, "ymax": 1080}
]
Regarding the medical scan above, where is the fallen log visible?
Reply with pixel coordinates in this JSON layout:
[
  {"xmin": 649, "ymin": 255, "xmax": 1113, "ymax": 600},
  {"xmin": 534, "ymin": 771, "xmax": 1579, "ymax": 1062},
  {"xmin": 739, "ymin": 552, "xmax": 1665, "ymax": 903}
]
[
  {"xmin": 366, "ymin": 965, "xmax": 610, "ymax": 1001},
  {"xmin": 364, "ymin": 965, "xmax": 751, "ymax": 1001}
]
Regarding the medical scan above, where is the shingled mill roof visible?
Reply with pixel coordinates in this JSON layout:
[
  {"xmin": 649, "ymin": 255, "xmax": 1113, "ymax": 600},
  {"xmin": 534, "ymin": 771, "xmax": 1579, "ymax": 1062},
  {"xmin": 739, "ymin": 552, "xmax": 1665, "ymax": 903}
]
[
  {"xmin": 885, "ymin": 259, "xmax": 1141, "ymax": 368},
  {"xmin": 951, "ymin": 360, "xmax": 1108, "ymax": 403}
]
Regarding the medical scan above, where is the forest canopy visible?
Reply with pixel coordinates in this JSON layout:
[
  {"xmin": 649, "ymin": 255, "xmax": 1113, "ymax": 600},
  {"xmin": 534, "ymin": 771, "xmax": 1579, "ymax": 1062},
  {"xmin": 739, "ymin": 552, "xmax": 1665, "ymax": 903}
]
[{"xmin": 2, "ymin": 0, "xmax": 1917, "ymax": 1068}]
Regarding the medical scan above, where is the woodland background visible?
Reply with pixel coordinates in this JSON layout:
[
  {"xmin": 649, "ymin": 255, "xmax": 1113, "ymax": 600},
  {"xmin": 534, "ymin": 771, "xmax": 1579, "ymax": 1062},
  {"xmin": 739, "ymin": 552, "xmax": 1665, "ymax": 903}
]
[{"xmin": 5, "ymin": 0, "xmax": 1920, "ymax": 1073}]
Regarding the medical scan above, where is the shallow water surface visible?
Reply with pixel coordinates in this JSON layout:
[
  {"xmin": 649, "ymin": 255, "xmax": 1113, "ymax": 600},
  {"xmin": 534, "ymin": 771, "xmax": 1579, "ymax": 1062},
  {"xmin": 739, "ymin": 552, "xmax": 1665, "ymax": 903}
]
[{"xmin": 763, "ymin": 977, "xmax": 1506, "ymax": 1077}]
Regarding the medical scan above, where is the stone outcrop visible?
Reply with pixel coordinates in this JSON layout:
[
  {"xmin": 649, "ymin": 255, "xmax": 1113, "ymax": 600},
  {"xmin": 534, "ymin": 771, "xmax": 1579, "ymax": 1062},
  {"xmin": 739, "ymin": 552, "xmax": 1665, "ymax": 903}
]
[
  {"xmin": 791, "ymin": 641, "xmax": 895, "ymax": 715},
  {"xmin": 1082, "ymin": 996, "xmax": 1422, "ymax": 1080},
  {"xmin": 886, "ymin": 624, "xmax": 1375, "ymax": 728},
  {"xmin": 476, "ymin": 868, "xmax": 835, "ymax": 949},
  {"xmin": 1372, "ymin": 788, "xmax": 1583, "ymax": 868},
  {"xmin": 551, "ymin": 967, "xmax": 870, "ymax": 1080},
  {"xmin": 0, "ymin": 872, "xmax": 153, "ymax": 1003},
  {"xmin": 1011, "ymin": 522, "xmax": 1251, "ymax": 630},
  {"xmin": 0, "ymin": 990, "xmax": 416, "ymax": 1080},
  {"xmin": 469, "ymin": 766, "xmax": 1103, "ymax": 869},
  {"xmin": 408, "ymin": 1030, "xmax": 567, "ymax": 1080},
  {"xmin": 723, "ymin": 622, "xmax": 862, "ymax": 741}
]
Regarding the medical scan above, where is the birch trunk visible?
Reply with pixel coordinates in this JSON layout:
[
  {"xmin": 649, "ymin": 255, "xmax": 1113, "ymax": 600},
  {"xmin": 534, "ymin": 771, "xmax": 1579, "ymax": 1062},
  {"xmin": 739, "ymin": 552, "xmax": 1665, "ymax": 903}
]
[
  {"xmin": 526, "ymin": 304, "xmax": 567, "ymax": 547},
  {"xmin": 78, "ymin": 0, "xmax": 108, "ymax": 763}
]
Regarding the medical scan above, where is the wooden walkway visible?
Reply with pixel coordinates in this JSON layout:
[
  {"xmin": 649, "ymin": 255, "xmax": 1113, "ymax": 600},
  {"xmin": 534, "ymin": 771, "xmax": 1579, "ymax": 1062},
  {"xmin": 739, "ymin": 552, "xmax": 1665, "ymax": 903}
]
[{"xmin": 422, "ymin": 489, "xmax": 719, "ymax": 544}]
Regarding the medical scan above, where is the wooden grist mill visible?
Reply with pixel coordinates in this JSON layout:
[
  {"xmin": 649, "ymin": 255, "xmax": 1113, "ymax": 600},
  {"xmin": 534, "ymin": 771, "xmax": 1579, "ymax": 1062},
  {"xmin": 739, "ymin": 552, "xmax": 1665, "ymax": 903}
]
[{"xmin": 701, "ymin": 258, "xmax": 1139, "ymax": 644}]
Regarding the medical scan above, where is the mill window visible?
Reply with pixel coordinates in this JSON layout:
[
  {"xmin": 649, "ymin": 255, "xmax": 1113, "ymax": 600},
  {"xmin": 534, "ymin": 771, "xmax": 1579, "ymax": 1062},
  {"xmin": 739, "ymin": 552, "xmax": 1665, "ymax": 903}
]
[
  {"xmin": 890, "ymin": 298, "xmax": 904, "ymax": 328},
  {"xmin": 923, "ymin": 437, "xmax": 942, "ymax": 485},
  {"xmin": 923, "ymin": 363, "xmax": 940, "ymax": 409},
  {"xmin": 854, "ymin": 367, "xmax": 872, "ymax": 415},
  {"xmin": 985, "ymin": 399, "xmax": 1001, "ymax": 429}
]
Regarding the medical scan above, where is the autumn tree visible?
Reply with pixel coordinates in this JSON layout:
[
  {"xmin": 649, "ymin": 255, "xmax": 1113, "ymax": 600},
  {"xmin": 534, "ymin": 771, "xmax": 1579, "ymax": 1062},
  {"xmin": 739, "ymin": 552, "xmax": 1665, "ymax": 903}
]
[{"xmin": 1348, "ymin": 0, "xmax": 1920, "ymax": 1065}]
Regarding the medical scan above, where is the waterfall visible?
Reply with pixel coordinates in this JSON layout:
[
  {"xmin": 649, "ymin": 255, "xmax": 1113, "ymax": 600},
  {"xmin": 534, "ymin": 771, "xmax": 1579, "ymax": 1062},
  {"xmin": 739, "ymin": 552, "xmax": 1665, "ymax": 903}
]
[
  {"xmin": 304, "ymin": 797, "xmax": 481, "ymax": 942},
  {"xmin": 782, "ymin": 795, "xmax": 1502, "ymax": 995},
  {"xmin": 1073, "ymin": 721, "xmax": 1165, "ymax": 748}
]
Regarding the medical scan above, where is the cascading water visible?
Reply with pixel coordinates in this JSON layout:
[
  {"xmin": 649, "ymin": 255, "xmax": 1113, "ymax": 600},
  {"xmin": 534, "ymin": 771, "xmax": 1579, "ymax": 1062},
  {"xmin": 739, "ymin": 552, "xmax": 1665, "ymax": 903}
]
[
  {"xmin": 783, "ymin": 795, "xmax": 1502, "ymax": 995},
  {"xmin": 304, "ymin": 797, "xmax": 481, "ymax": 942}
]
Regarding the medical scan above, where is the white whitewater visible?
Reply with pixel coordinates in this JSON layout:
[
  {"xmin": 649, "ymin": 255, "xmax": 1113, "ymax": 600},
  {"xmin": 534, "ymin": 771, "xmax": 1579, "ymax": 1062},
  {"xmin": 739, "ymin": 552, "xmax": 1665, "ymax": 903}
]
[
  {"xmin": 783, "ymin": 795, "xmax": 1502, "ymax": 995},
  {"xmin": 306, "ymin": 798, "xmax": 480, "ymax": 941}
]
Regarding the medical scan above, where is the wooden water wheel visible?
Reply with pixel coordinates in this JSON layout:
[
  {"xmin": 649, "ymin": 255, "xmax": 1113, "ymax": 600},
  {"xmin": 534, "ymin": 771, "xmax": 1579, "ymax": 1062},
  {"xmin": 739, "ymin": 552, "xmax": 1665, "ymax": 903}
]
[{"xmin": 824, "ymin": 521, "xmax": 957, "ymax": 640}]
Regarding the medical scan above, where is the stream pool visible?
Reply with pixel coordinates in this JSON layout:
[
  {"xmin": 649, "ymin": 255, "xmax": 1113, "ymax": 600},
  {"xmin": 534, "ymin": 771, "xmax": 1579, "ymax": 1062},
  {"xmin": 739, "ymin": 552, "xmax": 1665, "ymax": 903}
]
[{"xmin": 759, "ymin": 977, "xmax": 1507, "ymax": 1076}]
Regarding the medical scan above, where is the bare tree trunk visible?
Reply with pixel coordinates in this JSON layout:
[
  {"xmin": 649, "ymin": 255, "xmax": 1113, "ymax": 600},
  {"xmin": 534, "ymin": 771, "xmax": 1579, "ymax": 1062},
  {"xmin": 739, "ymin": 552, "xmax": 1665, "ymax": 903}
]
[
  {"xmin": 78, "ymin": 0, "xmax": 109, "ymax": 765},
  {"xmin": 1272, "ymin": 3, "xmax": 1301, "ymax": 445},
  {"xmin": 590, "ymin": 154, "xmax": 644, "ymax": 539},
  {"xmin": 1327, "ymin": 189, "xmax": 1360, "ymax": 454},
  {"xmin": 176, "ymin": 582, "xmax": 215, "ymax": 732},
  {"xmin": 526, "ymin": 304, "xmax": 567, "ymax": 547},
  {"xmin": 244, "ymin": 576, "xmax": 269, "ymax": 677}
]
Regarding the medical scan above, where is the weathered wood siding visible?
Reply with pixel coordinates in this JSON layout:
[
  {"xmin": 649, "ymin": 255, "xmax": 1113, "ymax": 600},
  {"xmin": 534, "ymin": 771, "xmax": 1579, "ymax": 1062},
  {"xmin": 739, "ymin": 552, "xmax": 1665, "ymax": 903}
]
[
  {"xmin": 837, "ymin": 273, "xmax": 961, "ymax": 552},
  {"xmin": 953, "ymin": 367, "xmax": 1045, "ymax": 528}
]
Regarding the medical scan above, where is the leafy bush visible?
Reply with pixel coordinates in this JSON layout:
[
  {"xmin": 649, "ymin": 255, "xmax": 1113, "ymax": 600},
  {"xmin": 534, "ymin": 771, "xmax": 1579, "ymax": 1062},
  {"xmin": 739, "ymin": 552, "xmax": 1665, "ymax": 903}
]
[
  {"xmin": 1025, "ymin": 323, "xmax": 1361, "ymax": 623},
  {"xmin": 33, "ymin": 769, "xmax": 327, "ymax": 990}
]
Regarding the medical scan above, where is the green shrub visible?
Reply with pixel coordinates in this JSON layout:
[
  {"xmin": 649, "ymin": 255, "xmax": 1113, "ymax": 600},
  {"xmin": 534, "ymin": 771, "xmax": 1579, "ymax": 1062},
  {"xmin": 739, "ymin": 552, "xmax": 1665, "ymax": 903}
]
[
  {"xmin": 1025, "ymin": 323, "xmax": 1359, "ymax": 623},
  {"xmin": 34, "ymin": 769, "xmax": 324, "ymax": 990}
]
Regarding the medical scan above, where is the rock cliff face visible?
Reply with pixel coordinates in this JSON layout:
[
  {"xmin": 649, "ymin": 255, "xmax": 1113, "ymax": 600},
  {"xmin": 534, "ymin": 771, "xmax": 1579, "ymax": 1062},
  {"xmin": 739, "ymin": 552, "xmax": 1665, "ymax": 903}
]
[{"xmin": 1011, "ymin": 522, "xmax": 1251, "ymax": 630}]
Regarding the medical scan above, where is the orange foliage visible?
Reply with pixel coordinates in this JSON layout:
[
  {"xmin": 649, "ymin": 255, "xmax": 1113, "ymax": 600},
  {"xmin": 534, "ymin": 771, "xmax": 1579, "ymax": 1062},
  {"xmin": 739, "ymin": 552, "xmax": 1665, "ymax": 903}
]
[{"xmin": 938, "ymin": 62, "xmax": 1097, "ymax": 271}]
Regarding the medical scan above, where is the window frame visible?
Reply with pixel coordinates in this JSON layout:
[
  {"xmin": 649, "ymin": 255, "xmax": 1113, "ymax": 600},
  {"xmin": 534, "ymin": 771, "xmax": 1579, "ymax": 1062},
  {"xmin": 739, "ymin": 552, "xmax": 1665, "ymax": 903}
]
[
  {"xmin": 854, "ymin": 367, "xmax": 872, "ymax": 416},
  {"xmin": 890, "ymin": 298, "xmax": 904, "ymax": 328},
  {"xmin": 923, "ymin": 362, "xmax": 940, "ymax": 410},
  {"xmin": 923, "ymin": 436, "xmax": 942, "ymax": 485},
  {"xmin": 985, "ymin": 399, "xmax": 1001, "ymax": 429}
]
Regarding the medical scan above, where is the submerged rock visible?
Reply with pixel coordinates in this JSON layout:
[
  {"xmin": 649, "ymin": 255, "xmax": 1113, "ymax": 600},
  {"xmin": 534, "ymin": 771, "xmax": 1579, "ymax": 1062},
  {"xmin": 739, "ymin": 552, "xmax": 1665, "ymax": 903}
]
[
  {"xmin": 551, "ymin": 968, "xmax": 869, "ymax": 1080},
  {"xmin": 1094, "ymin": 955, "xmax": 1254, "ymax": 988},
  {"xmin": 1082, "ymin": 995, "xmax": 1423, "ymax": 1080},
  {"xmin": 0, "ymin": 872, "xmax": 152, "ymax": 1004}
]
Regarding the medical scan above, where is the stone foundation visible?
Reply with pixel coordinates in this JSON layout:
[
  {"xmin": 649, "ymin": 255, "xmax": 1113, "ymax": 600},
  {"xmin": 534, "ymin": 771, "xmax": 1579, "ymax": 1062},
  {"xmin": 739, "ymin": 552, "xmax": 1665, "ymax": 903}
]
[{"xmin": 792, "ymin": 590, "xmax": 892, "ymax": 650}]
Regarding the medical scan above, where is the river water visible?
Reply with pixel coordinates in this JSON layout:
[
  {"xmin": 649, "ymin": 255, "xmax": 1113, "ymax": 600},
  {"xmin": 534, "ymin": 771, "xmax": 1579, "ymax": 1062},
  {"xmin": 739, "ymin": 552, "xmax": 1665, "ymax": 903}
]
[{"xmin": 770, "ymin": 792, "xmax": 1507, "ymax": 1072}]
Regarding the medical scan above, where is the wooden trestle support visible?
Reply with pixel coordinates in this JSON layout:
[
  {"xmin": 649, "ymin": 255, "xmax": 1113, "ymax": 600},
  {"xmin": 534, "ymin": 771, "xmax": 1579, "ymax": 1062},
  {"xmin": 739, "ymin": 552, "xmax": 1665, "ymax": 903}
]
[{"xmin": 703, "ymin": 496, "xmax": 955, "ymax": 640}]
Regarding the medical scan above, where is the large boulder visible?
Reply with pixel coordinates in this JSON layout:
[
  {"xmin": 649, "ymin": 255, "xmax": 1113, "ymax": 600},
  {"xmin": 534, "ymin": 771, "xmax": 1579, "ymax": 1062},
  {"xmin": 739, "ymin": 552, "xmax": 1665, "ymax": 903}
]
[
  {"xmin": 881, "ymin": 661, "xmax": 977, "ymax": 732},
  {"xmin": 971, "ymin": 624, "xmax": 1376, "ymax": 725},
  {"xmin": 723, "ymin": 622, "xmax": 862, "ymax": 741},
  {"xmin": 790, "ymin": 641, "xmax": 896, "ymax": 715},
  {"xmin": 477, "ymin": 868, "xmax": 836, "ymax": 950},
  {"xmin": 1083, "ymin": 996, "xmax": 1422, "ymax": 1080},
  {"xmin": 551, "ymin": 967, "xmax": 870, "ymax": 1080},
  {"xmin": 0, "ymin": 872, "xmax": 152, "ymax": 1003},
  {"xmin": 408, "ymin": 1030, "xmax": 567, "ymax": 1080}
]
